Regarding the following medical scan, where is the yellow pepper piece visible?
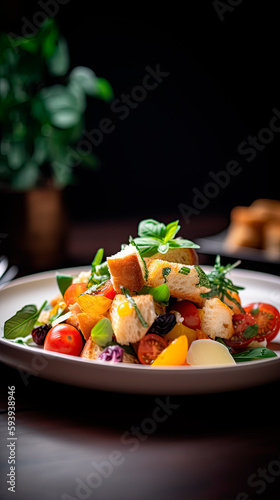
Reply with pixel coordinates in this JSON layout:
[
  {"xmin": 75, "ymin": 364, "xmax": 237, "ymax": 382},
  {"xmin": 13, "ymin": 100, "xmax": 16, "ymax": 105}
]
[
  {"xmin": 77, "ymin": 294, "xmax": 112, "ymax": 315},
  {"xmin": 152, "ymin": 336, "xmax": 188, "ymax": 366},
  {"xmin": 165, "ymin": 322, "xmax": 196, "ymax": 345}
]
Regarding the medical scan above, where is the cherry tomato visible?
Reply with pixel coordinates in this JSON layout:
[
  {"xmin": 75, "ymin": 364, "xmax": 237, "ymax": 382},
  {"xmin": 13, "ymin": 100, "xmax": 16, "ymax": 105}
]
[
  {"xmin": 225, "ymin": 313, "xmax": 258, "ymax": 350},
  {"xmin": 138, "ymin": 333, "xmax": 168, "ymax": 365},
  {"xmin": 170, "ymin": 301, "xmax": 201, "ymax": 329},
  {"xmin": 44, "ymin": 324, "xmax": 83, "ymax": 356},
  {"xmin": 64, "ymin": 283, "xmax": 87, "ymax": 307},
  {"xmin": 94, "ymin": 280, "xmax": 116, "ymax": 300},
  {"xmin": 244, "ymin": 303, "xmax": 280, "ymax": 344}
]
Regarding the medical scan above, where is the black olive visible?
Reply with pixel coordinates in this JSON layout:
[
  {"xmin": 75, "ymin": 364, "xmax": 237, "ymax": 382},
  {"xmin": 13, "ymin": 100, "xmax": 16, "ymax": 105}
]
[
  {"xmin": 148, "ymin": 313, "xmax": 177, "ymax": 336},
  {"xmin": 31, "ymin": 324, "xmax": 51, "ymax": 345}
]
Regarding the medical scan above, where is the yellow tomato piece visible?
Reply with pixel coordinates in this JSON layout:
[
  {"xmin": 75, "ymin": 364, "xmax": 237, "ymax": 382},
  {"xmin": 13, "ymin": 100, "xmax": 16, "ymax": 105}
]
[
  {"xmin": 77, "ymin": 294, "xmax": 112, "ymax": 315},
  {"xmin": 117, "ymin": 301, "xmax": 133, "ymax": 317},
  {"xmin": 165, "ymin": 323, "xmax": 196, "ymax": 345},
  {"xmin": 152, "ymin": 336, "xmax": 188, "ymax": 366}
]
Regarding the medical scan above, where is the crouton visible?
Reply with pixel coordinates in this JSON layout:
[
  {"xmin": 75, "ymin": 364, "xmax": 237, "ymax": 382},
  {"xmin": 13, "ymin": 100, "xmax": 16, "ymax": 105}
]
[
  {"xmin": 80, "ymin": 337, "xmax": 103, "ymax": 360},
  {"xmin": 147, "ymin": 259, "xmax": 210, "ymax": 307},
  {"xmin": 109, "ymin": 293, "xmax": 157, "ymax": 345},
  {"xmin": 200, "ymin": 298, "xmax": 234, "ymax": 340},
  {"xmin": 145, "ymin": 247, "xmax": 198, "ymax": 266},
  {"xmin": 107, "ymin": 244, "xmax": 146, "ymax": 294}
]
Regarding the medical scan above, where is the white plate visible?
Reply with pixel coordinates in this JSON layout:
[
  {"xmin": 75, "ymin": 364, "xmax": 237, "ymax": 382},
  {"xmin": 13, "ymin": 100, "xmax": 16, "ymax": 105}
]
[{"xmin": 0, "ymin": 267, "xmax": 280, "ymax": 394}]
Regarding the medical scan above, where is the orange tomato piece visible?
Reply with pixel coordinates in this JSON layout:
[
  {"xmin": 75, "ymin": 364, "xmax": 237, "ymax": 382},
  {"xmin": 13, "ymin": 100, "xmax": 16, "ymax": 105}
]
[
  {"xmin": 77, "ymin": 313, "xmax": 104, "ymax": 340},
  {"xmin": 152, "ymin": 335, "xmax": 188, "ymax": 366},
  {"xmin": 223, "ymin": 290, "xmax": 242, "ymax": 314}
]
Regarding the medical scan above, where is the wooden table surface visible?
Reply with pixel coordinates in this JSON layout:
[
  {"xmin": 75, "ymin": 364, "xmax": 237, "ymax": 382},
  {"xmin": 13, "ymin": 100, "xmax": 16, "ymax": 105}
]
[
  {"xmin": 1, "ymin": 215, "xmax": 280, "ymax": 500},
  {"xmin": 1, "ymin": 362, "xmax": 280, "ymax": 500}
]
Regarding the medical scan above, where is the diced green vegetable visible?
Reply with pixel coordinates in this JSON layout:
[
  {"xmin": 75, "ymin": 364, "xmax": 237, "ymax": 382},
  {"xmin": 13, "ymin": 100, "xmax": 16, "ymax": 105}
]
[
  {"xmin": 137, "ymin": 284, "xmax": 170, "ymax": 305},
  {"xmin": 178, "ymin": 267, "xmax": 190, "ymax": 276}
]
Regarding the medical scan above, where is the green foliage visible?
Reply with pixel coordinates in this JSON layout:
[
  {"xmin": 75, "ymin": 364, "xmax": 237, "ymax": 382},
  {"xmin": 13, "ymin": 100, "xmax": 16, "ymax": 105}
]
[{"xmin": 0, "ymin": 19, "xmax": 113, "ymax": 190}]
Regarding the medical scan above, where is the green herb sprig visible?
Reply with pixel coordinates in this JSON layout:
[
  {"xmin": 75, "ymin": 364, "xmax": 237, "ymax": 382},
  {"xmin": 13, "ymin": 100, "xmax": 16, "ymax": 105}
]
[
  {"xmin": 201, "ymin": 255, "xmax": 244, "ymax": 312},
  {"xmin": 87, "ymin": 248, "xmax": 111, "ymax": 289},
  {"xmin": 133, "ymin": 219, "xmax": 199, "ymax": 257}
]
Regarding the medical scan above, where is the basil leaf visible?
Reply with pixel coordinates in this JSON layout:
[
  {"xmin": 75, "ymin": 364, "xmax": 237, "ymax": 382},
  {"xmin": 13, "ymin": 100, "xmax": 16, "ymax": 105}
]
[
  {"xmin": 91, "ymin": 318, "xmax": 113, "ymax": 347},
  {"xmin": 56, "ymin": 273, "xmax": 73, "ymax": 297},
  {"xmin": 138, "ymin": 219, "xmax": 166, "ymax": 240},
  {"xmin": 169, "ymin": 238, "xmax": 200, "ymax": 249},
  {"xmin": 135, "ymin": 218, "xmax": 200, "ymax": 257},
  {"xmin": 232, "ymin": 347, "xmax": 277, "ymax": 362},
  {"xmin": 178, "ymin": 266, "xmax": 190, "ymax": 276},
  {"xmin": 157, "ymin": 243, "xmax": 169, "ymax": 254},
  {"xmin": 243, "ymin": 324, "xmax": 259, "ymax": 339},
  {"xmin": 120, "ymin": 287, "xmax": 148, "ymax": 328},
  {"xmin": 162, "ymin": 267, "xmax": 171, "ymax": 283},
  {"xmin": 133, "ymin": 237, "xmax": 162, "ymax": 257},
  {"xmin": 4, "ymin": 301, "xmax": 47, "ymax": 339},
  {"xmin": 163, "ymin": 220, "xmax": 180, "ymax": 242}
]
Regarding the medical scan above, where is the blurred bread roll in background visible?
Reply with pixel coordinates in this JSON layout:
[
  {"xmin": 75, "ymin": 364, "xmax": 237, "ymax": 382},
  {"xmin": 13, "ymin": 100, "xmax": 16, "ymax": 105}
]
[{"xmin": 224, "ymin": 199, "xmax": 280, "ymax": 260}]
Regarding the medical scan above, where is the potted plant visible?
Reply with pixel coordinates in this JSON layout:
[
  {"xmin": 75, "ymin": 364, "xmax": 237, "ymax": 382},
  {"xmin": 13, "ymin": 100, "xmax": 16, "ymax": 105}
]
[{"xmin": 0, "ymin": 19, "xmax": 113, "ymax": 271}]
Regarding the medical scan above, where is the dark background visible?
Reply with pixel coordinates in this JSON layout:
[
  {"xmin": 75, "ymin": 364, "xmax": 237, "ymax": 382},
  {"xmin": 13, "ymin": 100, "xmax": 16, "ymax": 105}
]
[{"xmin": 1, "ymin": 0, "xmax": 280, "ymax": 273}]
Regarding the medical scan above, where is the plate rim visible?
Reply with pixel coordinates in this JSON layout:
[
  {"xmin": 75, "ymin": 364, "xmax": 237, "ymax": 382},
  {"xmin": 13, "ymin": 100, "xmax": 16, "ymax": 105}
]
[{"xmin": 1, "ymin": 265, "xmax": 280, "ymax": 375}]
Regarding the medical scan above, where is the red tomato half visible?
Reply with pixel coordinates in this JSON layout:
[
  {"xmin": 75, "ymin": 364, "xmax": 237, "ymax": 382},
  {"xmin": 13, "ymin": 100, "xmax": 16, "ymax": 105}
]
[
  {"xmin": 138, "ymin": 333, "xmax": 168, "ymax": 365},
  {"xmin": 244, "ymin": 303, "xmax": 280, "ymax": 344},
  {"xmin": 225, "ymin": 313, "xmax": 258, "ymax": 350},
  {"xmin": 94, "ymin": 280, "xmax": 116, "ymax": 300},
  {"xmin": 44, "ymin": 324, "xmax": 83, "ymax": 356},
  {"xmin": 64, "ymin": 283, "xmax": 87, "ymax": 307},
  {"xmin": 170, "ymin": 300, "xmax": 201, "ymax": 329}
]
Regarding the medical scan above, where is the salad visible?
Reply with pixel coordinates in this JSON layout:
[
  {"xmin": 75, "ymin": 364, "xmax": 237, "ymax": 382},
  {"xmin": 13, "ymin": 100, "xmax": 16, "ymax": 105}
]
[{"xmin": 3, "ymin": 218, "xmax": 280, "ymax": 367}]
